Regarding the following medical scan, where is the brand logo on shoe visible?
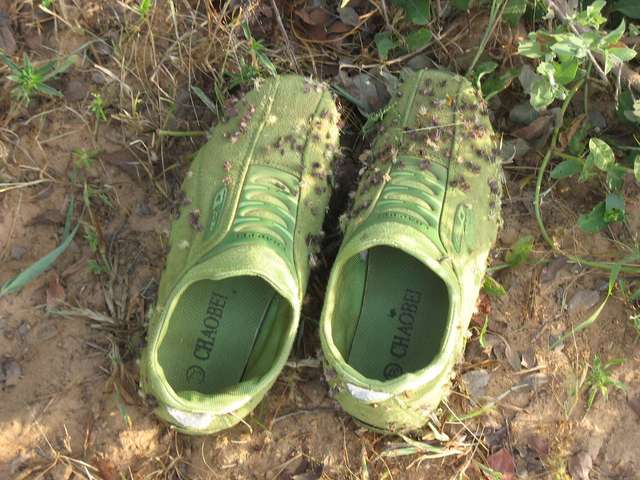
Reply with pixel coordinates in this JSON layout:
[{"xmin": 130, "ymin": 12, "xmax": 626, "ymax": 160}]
[
  {"xmin": 206, "ymin": 187, "xmax": 227, "ymax": 239},
  {"xmin": 186, "ymin": 290, "xmax": 228, "ymax": 384},
  {"xmin": 384, "ymin": 289, "xmax": 422, "ymax": 380}
]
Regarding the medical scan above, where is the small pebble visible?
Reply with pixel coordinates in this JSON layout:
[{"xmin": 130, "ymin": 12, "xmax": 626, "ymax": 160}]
[
  {"xmin": 2, "ymin": 358, "xmax": 21, "ymax": 387},
  {"xmin": 461, "ymin": 369, "xmax": 490, "ymax": 399},
  {"xmin": 568, "ymin": 289, "xmax": 600, "ymax": 315},
  {"xmin": 135, "ymin": 203, "xmax": 153, "ymax": 217},
  {"xmin": 10, "ymin": 246, "xmax": 26, "ymax": 261},
  {"xmin": 17, "ymin": 321, "xmax": 29, "ymax": 337}
]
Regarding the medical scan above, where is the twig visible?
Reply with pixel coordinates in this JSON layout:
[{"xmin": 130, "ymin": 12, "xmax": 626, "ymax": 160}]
[
  {"xmin": 269, "ymin": 0, "xmax": 299, "ymax": 72},
  {"xmin": 379, "ymin": 0, "xmax": 392, "ymax": 31},
  {"xmin": 157, "ymin": 129, "xmax": 207, "ymax": 137}
]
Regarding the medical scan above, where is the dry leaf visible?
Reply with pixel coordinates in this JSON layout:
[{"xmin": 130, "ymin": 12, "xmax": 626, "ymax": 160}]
[
  {"xmin": 568, "ymin": 451, "xmax": 592, "ymax": 480},
  {"xmin": 295, "ymin": 7, "xmax": 330, "ymax": 26},
  {"xmin": 486, "ymin": 448, "xmax": 516, "ymax": 480},
  {"xmin": 327, "ymin": 21, "xmax": 351, "ymax": 34},
  {"xmin": 559, "ymin": 113, "xmax": 586, "ymax": 150},
  {"xmin": 512, "ymin": 114, "xmax": 554, "ymax": 141},
  {"xmin": 95, "ymin": 457, "xmax": 119, "ymax": 480},
  {"xmin": 0, "ymin": 10, "xmax": 16, "ymax": 55}
]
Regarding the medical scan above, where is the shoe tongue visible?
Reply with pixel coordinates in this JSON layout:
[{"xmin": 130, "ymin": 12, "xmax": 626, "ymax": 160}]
[{"xmin": 183, "ymin": 242, "xmax": 300, "ymax": 307}]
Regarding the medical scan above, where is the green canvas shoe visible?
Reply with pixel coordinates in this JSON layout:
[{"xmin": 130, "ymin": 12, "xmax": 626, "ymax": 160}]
[
  {"xmin": 319, "ymin": 69, "xmax": 502, "ymax": 432},
  {"xmin": 141, "ymin": 75, "xmax": 339, "ymax": 434}
]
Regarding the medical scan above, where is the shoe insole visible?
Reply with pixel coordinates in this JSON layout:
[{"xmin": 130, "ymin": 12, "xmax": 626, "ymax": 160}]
[
  {"xmin": 158, "ymin": 276, "xmax": 278, "ymax": 394},
  {"xmin": 347, "ymin": 246, "xmax": 450, "ymax": 381}
]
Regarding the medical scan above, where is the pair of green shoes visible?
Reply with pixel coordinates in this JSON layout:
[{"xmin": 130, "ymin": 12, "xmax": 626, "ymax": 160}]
[{"xmin": 140, "ymin": 70, "xmax": 502, "ymax": 434}]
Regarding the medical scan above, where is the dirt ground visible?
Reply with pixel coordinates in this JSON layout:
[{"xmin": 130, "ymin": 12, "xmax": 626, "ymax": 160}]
[{"xmin": 1, "ymin": 1, "xmax": 640, "ymax": 479}]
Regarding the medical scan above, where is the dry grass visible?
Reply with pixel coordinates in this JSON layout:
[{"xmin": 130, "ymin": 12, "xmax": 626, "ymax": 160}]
[{"xmin": 2, "ymin": 1, "xmax": 640, "ymax": 479}]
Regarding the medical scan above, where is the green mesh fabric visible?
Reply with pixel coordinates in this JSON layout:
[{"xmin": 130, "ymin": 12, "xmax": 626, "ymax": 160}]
[
  {"xmin": 141, "ymin": 75, "xmax": 340, "ymax": 434},
  {"xmin": 320, "ymin": 69, "xmax": 503, "ymax": 432}
]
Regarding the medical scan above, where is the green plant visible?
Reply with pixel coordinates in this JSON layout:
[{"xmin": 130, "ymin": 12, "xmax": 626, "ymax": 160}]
[
  {"xmin": 0, "ymin": 53, "xmax": 76, "ymax": 104},
  {"xmin": 473, "ymin": 61, "xmax": 520, "ymax": 100},
  {"xmin": 584, "ymin": 354, "xmax": 625, "ymax": 409},
  {"xmin": 73, "ymin": 149, "xmax": 99, "ymax": 169},
  {"xmin": 41, "ymin": 0, "xmax": 54, "ymax": 7},
  {"xmin": 89, "ymin": 93, "xmax": 107, "ymax": 122},
  {"xmin": 483, "ymin": 235, "xmax": 535, "ymax": 296},
  {"xmin": 224, "ymin": 23, "xmax": 277, "ymax": 90},
  {"xmin": 0, "ymin": 200, "xmax": 77, "ymax": 298},
  {"xmin": 242, "ymin": 22, "xmax": 276, "ymax": 76},
  {"xmin": 137, "ymin": 0, "xmax": 153, "ymax": 16},
  {"xmin": 374, "ymin": 28, "xmax": 433, "ymax": 60},
  {"xmin": 83, "ymin": 224, "xmax": 108, "ymax": 275},
  {"xmin": 518, "ymin": 1, "xmax": 636, "ymax": 111},
  {"xmin": 550, "ymin": 137, "xmax": 633, "ymax": 233}
]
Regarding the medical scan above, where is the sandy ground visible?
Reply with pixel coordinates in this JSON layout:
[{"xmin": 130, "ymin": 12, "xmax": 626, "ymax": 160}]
[
  {"xmin": 1, "ymin": 100, "xmax": 639, "ymax": 480},
  {"xmin": 2, "ymin": 2, "xmax": 640, "ymax": 480}
]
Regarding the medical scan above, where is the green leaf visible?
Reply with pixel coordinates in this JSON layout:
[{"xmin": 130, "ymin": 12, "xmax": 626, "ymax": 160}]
[
  {"xmin": 551, "ymin": 295, "xmax": 609, "ymax": 348},
  {"xmin": 391, "ymin": 0, "xmax": 430, "ymax": 25},
  {"xmin": 551, "ymin": 159, "xmax": 583, "ymax": 179},
  {"xmin": 554, "ymin": 58, "xmax": 579, "ymax": 85},
  {"xmin": 601, "ymin": 20, "xmax": 626, "ymax": 48},
  {"xmin": 604, "ymin": 193, "xmax": 625, "ymax": 223},
  {"xmin": 0, "ymin": 225, "xmax": 79, "ymax": 297},
  {"xmin": 41, "ymin": 54, "xmax": 77, "ymax": 81},
  {"xmin": 613, "ymin": 0, "xmax": 640, "ymax": 19},
  {"xmin": 504, "ymin": 0, "xmax": 527, "ymax": 26},
  {"xmin": 483, "ymin": 275, "xmax": 506, "ymax": 297},
  {"xmin": 518, "ymin": 33, "xmax": 545, "ymax": 58},
  {"xmin": 550, "ymin": 34, "xmax": 589, "ymax": 58},
  {"xmin": 617, "ymin": 90, "xmax": 640, "ymax": 124},
  {"xmin": 578, "ymin": 201, "xmax": 607, "ymax": 233},
  {"xmin": 481, "ymin": 67, "xmax": 519, "ymax": 100},
  {"xmin": 256, "ymin": 48, "xmax": 277, "ymax": 76},
  {"xmin": 530, "ymin": 76, "xmax": 556, "ymax": 111},
  {"xmin": 606, "ymin": 164, "xmax": 626, "ymax": 191},
  {"xmin": 0, "ymin": 51, "xmax": 20, "ymax": 73},
  {"xmin": 576, "ymin": 0, "xmax": 606, "ymax": 28},
  {"xmin": 36, "ymin": 83, "xmax": 63, "ymax": 97},
  {"xmin": 473, "ymin": 61, "xmax": 498, "ymax": 90},
  {"xmin": 634, "ymin": 154, "xmax": 640, "ymax": 183},
  {"xmin": 505, "ymin": 235, "xmax": 534, "ymax": 268},
  {"xmin": 405, "ymin": 28, "xmax": 432, "ymax": 51},
  {"xmin": 190, "ymin": 86, "xmax": 218, "ymax": 114},
  {"xmin": 603, "ymin": 46, "xmax": 637, "ymax": 74},
  {"xmin": 375, "ymin": 32, "xmax": 397, "ymax": 60},
  {"xmin": 588, "ymin": 138, "xmax": 615, "ymax": 171}
]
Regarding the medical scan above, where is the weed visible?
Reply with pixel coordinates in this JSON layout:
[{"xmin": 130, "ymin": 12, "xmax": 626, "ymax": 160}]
[
  {"xmin": 73, "ymin": 149, "xmax": 99, "ymax": 169},
  {"xmin": 83, "ymin": 225, "xmax": 108, "ymax": 275},
  {"xmin": 89, "ymin": 93, "xmax": 107, "ymax": 122},
  {"xmin": 242, "ymin": 21, "xmax": 277, "ymax": 78},
  {"xmin": 518, "ymin": 1, "xmax": 636, "ymax": 111},
  {"xmin": 0, "ymin": 53, "xmax": 76, "ymax": 104},
  {"xmin": 0, "ymin": 199, "xmax": 78, "ymax": 298},
  {"xmin": 137, "ymin": 0, "xmax": 153, "ymax": 17},
  {"xmin": 585, "ymin": 354, "xmax": 625, "ymax": 409},
  {"xmin": 550, "ymin": 138, "xmax": 632, "ymax": 232}
]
